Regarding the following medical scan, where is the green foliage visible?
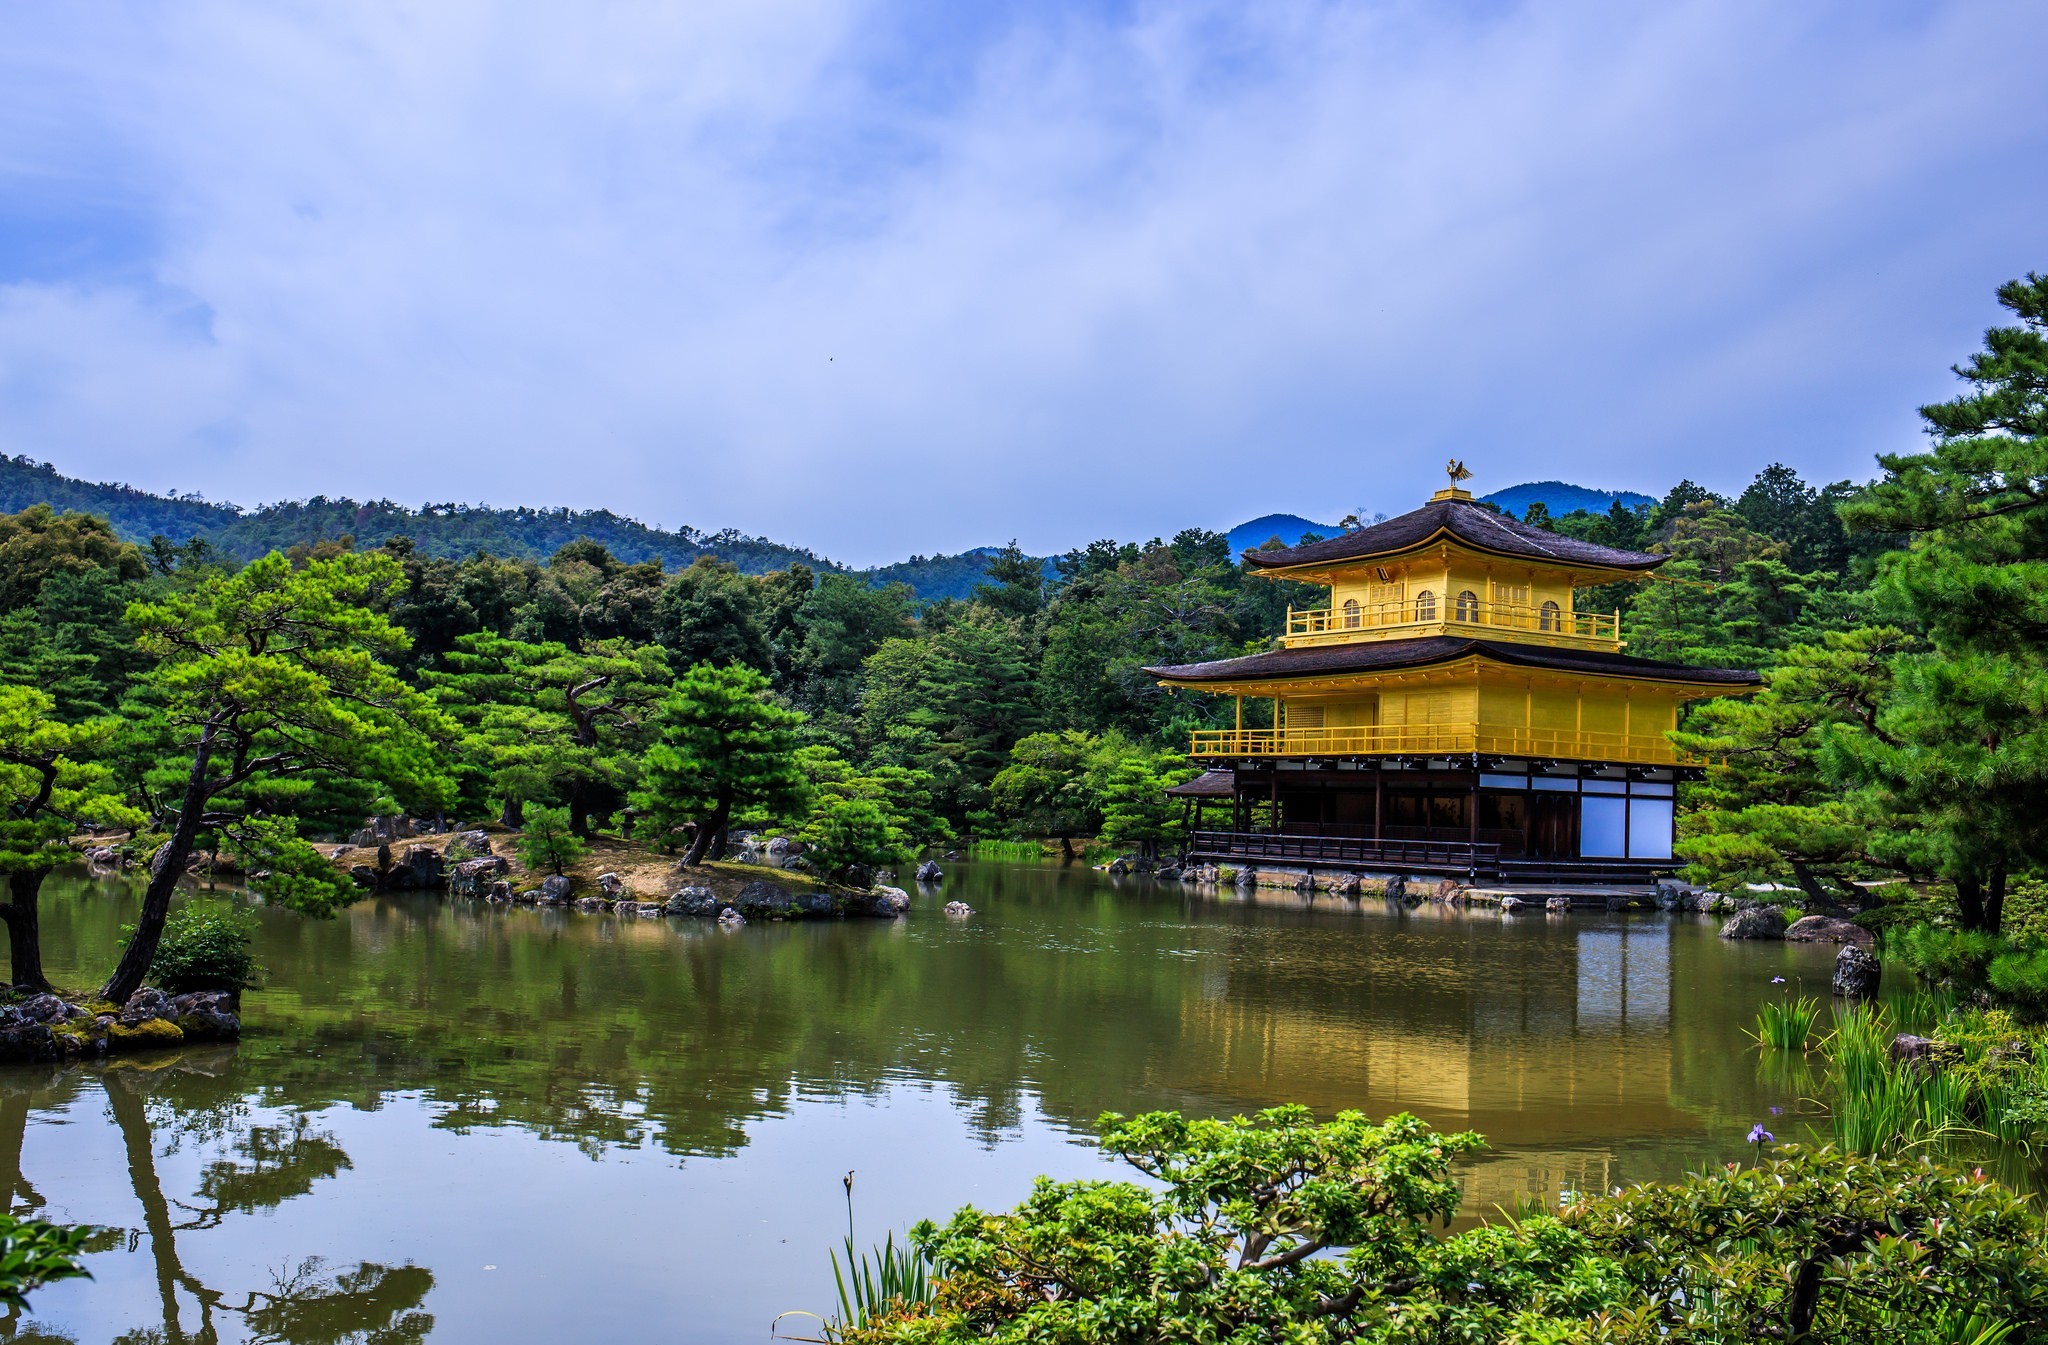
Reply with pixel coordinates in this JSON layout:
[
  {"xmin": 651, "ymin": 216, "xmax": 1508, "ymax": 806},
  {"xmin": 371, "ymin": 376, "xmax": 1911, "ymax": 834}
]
[
  {"xmin": 0, "ymin": 687, "xmax": 142, "ymax": 879},
  {"xmin": 1752, "ymin": 995, "xmax": 1822, "ymax": 1051},
  {"xmin": 100, "ymin": 547, "xmax": 459, "ymax": 1000},
  {"xmin": 1097, "ymin": 752, "xmax": 1197, "ymax": 860},
  {"xmin": 428, "ymin": 631, "xmax": 669, "ymax": 831},
  {"xmin": 841, "ymin": 1107, "xmax": 2048, "ymax": 1344},
  {"xmin": 0, "ymin": 502, "xmax": 148, "ymax": 609},
  {"xmin": 1984, "ymin": 945, "xmax": 2048, "ymax": 1019},
  {"xmin": 0, "ymin": 1211, "xmax": 94, "ymax": 1309},
  {"xmin": 235, "ymin": 816, "xmax": 357, "ymax": 916},
  {"xmin": 1832, "ymin": 273, "xmax": 2048, "ymax": 932},
  {"xmin": 1674, "ymin": 629, "xmax": 1905, "ymax": 905},
  {"xmin": 148, "ymin": 902, "xmax": 261, "ymax": 993},
  {"xmin": 630, "ymin": 663, "xmax": 808, "ymax": 864},
  {"xmin": 988, "ymin": 730, "xmax": 1123, "ymax": 850},
  {"xmin": 829, "ymin": 1232, "xmax": 934, "ymax": 1340},
  {"xmin": 800, "ymin": 796, "xmax": 910, "ymax": 881},
  {"xmin": 515, "ymin": 806, "xmax": 587, "ymax": 876}
]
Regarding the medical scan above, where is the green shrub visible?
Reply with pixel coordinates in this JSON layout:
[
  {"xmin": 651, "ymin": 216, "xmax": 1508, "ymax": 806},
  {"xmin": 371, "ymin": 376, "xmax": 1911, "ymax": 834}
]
[
  {"xmin": 1986, "ymin": 947, "xmax": 2048, "ymax": 1021},
  {"xmin": 836, "ymin": 1106, "xmax": 2048, "ymax": 1345},
  {"xmin": 514, "ymin": 805, "xmax": 586, "ymax": 876},
  {"xmin": 1894, "ymin": 924, "xmax": 2007, "ymax": 989},
  {"xmin": 0, "ymin": 1213, "xmax": 93, "ymax": 1309},
  {"xmin": 146, "ymin": 902, "xmax": 260, "ymax": 995}
]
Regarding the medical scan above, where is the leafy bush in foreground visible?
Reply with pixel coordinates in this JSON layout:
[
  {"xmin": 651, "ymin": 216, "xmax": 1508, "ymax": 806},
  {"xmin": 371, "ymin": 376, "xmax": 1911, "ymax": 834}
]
[
  {"xmin": 0, "ymin": 1212, "xmax": 93, "ymax": 1308},
  {"xmin": 837, "ymin": 1106, "xmax": 2048, "ymax": 1344}
]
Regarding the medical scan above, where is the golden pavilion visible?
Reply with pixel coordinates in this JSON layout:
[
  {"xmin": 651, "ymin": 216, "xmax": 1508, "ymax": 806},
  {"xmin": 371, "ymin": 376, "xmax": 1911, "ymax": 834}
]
[{"xmin": 1144, "ymin": 476, "xmax": 1760, "ymax": 882}]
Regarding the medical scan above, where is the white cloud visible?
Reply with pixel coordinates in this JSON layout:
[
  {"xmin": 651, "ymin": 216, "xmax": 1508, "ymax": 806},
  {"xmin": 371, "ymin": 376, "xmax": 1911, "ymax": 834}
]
[{"xmin": 1, "ymin": 0, "xmax": 2043, "ymax": 562}]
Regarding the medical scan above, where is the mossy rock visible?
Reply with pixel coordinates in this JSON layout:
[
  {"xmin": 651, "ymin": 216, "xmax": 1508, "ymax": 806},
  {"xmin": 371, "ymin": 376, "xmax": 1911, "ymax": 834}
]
[
  {"xmin": 109, "ymin": 1018, "xmax": 186, "ymax": 1046},
  {"xmin": 50, "ymin": 1019, "xmax": 107, "ymax": 1048}
]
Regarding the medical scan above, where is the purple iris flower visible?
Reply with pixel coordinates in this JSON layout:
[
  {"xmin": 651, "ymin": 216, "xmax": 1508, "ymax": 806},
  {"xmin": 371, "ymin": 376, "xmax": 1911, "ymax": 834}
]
[
  {"xmin": 1771, "ymin": 976, "xmax": 1787, "ymax": 984},
  {"xmin": 1748, "ymin": 1124, "xmax": 1773, "ymax": 1145}
]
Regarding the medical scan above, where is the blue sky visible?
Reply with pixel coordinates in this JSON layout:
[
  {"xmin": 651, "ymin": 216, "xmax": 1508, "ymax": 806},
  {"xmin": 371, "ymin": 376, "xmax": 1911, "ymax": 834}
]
[{"xmin": 2, "ymin": 1, "xmax": 2044, "ymax": 564}]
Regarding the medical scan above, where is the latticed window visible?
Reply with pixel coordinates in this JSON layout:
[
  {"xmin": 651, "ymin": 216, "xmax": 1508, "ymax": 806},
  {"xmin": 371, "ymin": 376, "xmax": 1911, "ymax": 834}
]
[
  {"xmin": 1414, "ymin": 590, "xmax": 1436, "ymax": 621},
  {"xmin": 1539, "ymin": 599, "xmax": 1561, "ymax": 631},
  {"xmin": 1455, "ymin": 590, "xmax": 1479, "ymax": 622},
  {"xmin": 1342, "ymin": 598, "xmax": 1361, "ymax": 628}
]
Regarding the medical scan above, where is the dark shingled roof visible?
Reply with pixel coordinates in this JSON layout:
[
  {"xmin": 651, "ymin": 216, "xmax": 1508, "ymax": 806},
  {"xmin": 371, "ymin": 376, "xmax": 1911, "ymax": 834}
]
[
  {"xmin": 1164, "ymin": 769, "xmax": 1236, "ymax": 798},
  {"xmin": 1243, "ymin": 498, "xmax": 1665, "ymax": 572},
  {"xmin": 1145, "ymin": 636, "xmax": 1760, "ymax": 687}
]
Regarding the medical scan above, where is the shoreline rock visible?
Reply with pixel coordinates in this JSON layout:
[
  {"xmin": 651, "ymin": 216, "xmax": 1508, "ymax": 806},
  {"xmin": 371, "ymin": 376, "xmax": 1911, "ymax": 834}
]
[{"xmin": 0, "ymin": 986, "xmax": 241, "ymax": 1063}]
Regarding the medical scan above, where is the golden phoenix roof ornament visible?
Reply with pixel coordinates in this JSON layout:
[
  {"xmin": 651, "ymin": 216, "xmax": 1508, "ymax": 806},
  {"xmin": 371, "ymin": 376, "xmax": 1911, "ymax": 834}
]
[{"xmin": 1446, "ymin": 459, "xmax": 1472, "ymax": 488}]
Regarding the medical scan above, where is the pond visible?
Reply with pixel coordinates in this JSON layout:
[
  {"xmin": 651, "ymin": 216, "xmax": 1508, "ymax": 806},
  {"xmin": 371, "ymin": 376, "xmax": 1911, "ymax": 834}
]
[{"xmin": 5, "ymin": 861, "xmax": 1843, "ymax": 1344}]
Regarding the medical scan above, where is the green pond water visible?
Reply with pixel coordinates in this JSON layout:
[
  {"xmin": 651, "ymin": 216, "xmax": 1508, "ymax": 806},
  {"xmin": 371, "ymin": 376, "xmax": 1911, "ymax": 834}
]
[{"xmin": 4, "ymin": 860, "xmax": 1848, "ymax": 1343}]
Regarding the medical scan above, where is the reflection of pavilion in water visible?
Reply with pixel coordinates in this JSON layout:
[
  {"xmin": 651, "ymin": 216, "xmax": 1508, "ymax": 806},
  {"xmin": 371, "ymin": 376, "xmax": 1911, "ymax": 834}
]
[{"xmin": 1166, "ymin": 918, "xmax": 1679, "ymax": 1211}]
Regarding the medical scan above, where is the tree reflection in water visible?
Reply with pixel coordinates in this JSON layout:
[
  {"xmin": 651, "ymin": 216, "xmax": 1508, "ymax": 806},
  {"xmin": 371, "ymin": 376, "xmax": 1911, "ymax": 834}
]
[{"xmin": 0, "ymin": 1055, "xmax": 433, "ymax": 1345}]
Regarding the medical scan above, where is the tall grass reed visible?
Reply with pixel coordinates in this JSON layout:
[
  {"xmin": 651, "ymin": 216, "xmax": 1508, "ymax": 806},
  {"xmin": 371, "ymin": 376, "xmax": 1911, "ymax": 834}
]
[
  {"xmin": 774, "ymin": 1172, "xmax": 937, "ymax": 1342},
  {"xmin": 1820, "ymin": 1005, "xmax": 1983, "ymax": 1154},
  {"xmin": 1750, "ymin": 995, "xmax": 1822, "ymax": 1050}
]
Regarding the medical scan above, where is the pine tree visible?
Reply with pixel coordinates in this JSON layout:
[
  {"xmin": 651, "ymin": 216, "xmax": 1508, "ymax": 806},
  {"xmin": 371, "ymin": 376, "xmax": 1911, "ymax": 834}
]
[
  {"xmin": 630, "ymin": 663, "xmax": 808, "ymax": 867},
  {"xmin": 100, "ymin": 551, "xmax": 455, "ymax": 1003},
  {"xmin": 0, "ymin": 687, "xmax": 141, "ymax": 988},
  {"xmin": 1835, "ymin": 274, "xmax": 2048, "ymax": 931}
]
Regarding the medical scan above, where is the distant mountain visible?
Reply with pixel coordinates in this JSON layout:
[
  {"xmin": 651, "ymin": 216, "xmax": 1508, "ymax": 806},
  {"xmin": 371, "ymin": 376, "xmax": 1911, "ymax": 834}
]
[
  {"xmin": 0, "ymin": 453, "xmax": 834, "ymax": 576},
  {"xmin": 1225, "ymin": 514, "xmax": 1340, "ymax": 553},
  {"xmin": 1, "ymin": 456, "xmax": 1657, "ymax": 600},
  {"xmin": 1478, "ymin": 481, "xmax": 1654, "ymax": 519}
]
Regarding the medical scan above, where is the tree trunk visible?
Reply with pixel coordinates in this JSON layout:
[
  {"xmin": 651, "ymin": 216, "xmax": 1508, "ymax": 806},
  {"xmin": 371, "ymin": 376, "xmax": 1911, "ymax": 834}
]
[
  {"xmin": 0, "ymin": 871, "xmax": 49, "ymax": 993},
  {"xmin": 1786, "ymin": 860, "xmax": 1841, "ymax": 914},
  {"xmin": 1060, "ymin": 835, "xmax": 1076, "ymax": 862},
  {"xmin": 500, "ymin": 795, "xmax": 524, "ymax": 830},
  {"xmin": 101, "ymin": 726, "xmax": 216, "ymax": 1004},
  {"xmin": 708, "ymin": 823, "xmax": 729, "ymax": 862},
  {"xmin": 682, "ymin": 793, "xmax": 732, "ymax": 867},
  {"xmin": 1986, "ymin": 863, "xmax": 2008, "ymax": 934},
  {"xmin": 1955, "ymin": 873, "xmax": 1990, "ymax": 932}
]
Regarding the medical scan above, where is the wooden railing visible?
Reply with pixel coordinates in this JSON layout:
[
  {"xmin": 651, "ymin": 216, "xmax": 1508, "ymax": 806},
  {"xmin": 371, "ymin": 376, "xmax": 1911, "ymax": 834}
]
[
  {"xmin": 1285, "ymin": 598, "xmax": 1619, "ymax": 645},
  {"xmin": 1189, "ymin": 830, "xmax": 1498, "ymax": 875},
  {"xmin": 1187, "ymin": 724, "xmax": 1688, "ymax": 764}
]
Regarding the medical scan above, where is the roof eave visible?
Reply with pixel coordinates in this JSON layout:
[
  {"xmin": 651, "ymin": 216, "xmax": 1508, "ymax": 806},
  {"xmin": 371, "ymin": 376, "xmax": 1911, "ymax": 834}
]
[{"xmin": 1240, "ymin": 526, "xmax": 1667, "ymax": 576}]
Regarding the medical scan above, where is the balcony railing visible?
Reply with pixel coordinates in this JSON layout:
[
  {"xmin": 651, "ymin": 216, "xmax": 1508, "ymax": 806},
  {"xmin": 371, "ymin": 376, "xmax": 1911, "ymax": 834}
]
[
  {"xmin": 1285, "ymin": 598, "xmax": 1619, "ymax": 646},
  {"xmin": 1188, "ymin": 724, "xmax": 1688, "ymax": 765}
]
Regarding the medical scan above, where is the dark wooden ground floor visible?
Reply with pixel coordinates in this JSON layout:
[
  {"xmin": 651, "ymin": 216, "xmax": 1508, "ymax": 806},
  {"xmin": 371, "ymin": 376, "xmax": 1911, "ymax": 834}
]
[{"xmin": 1174, "ymin": 756, "xmax": 1692, "ymax": 882}]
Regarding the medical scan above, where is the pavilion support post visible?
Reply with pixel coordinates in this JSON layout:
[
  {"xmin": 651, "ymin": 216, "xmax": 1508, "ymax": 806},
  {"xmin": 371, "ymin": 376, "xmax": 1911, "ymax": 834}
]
[
  {"xmin": 1468, "ymin": 768, "xmax": 1480, "ymax": 877},
  {"xmin": 1374, "ymin": 768, "xmax": 1383, "ymax": 841},
  {"xmin": 1269, "ymin": 769, "xmax": 1280, "ymax": 836}
]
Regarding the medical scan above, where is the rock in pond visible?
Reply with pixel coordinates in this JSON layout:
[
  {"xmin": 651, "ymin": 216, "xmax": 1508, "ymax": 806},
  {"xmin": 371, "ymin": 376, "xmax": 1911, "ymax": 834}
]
[
  {"xmin": 716, "ymin": 907, "xmax": 746, "ymax": 928},
  {"xmin": 596, "ymin": 872, "xmax": 629, "ymax": 899},
  {"xmin": 1153, "ymin": 865, "xmax": 1182, "ymax": 881},
  {"xmin": 665, "ymin": 886, "xmax": 721, "ymax": 917},
  {"xmin": 454, "ymin": 829, "xmax": 493, "ymax": 856},
  {"xmin": 732, "ymin": 881, "xmax": 796, "ymax": 916},
  {"xmin": 1499, "ymin": 896, "xmax": 1529, "ymax": 914},
  {"xmin": 867, "ymin": 886, "xmax": 911, "ymax": 917},
  {"xmin": 943, "ymin": 901, "xmax": 973, "ymax": 917},
  {"xmin": 17, "ymin": 993, "xmax": 75, "ymax": 1025},
  {"xmin": 1327, "ymin": 873, "xmax": 1362, "ymax": 897},
  {"xmin": 1719, "ymin": 905, "xmax": 1788, "ymax": 940},
  {"xmin": 449, "ymin": 855, "xmax": 509, "ymax": 896},
  {"xmin": 915, "ymin": 861, "xmax": 944, "ymax": 884},
  {"xmin": 1785, "ymin": 915, "xmax": 1874, "ymax": 945},
  {"xmin": 1832, "ymin": 944, "xmax": 1882, "ymax": 1000},
  {"xmin": 538, "ymin": 874, "xmax": 574, "ymax": 905},
  {"xmin": 1545, "ymin": 896, "xmax": 1571, "ymax": 913}
]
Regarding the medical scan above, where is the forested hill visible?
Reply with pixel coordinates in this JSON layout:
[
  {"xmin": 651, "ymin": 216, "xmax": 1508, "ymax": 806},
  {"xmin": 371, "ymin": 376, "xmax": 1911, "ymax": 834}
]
[
  {"xmin": 1, "ymin": 452, "xmax": 1647, "ymax": 598},
  {"xmin": 0, "ymin": 454, "xmax": 835, "ymax": 576},
  {"xmin": 1480, "ymin": 481, "xmax": 1655, "ymax": 518}
]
